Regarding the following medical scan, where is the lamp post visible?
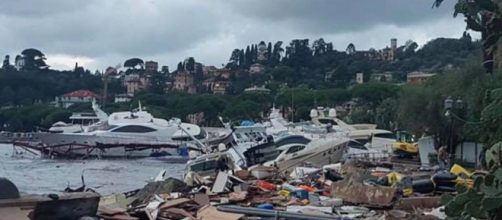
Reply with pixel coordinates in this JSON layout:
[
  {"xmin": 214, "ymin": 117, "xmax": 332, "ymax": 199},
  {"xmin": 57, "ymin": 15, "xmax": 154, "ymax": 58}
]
[{"xmin": 444, "ymin": 96, "xmax": 464, "ymax": 164}]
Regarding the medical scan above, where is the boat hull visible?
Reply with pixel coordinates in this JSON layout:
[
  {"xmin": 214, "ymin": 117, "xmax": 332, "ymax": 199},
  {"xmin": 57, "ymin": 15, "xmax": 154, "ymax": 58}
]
[{"xmin": 270, "ymin": 137, "xmax": 349, "ymax": 172}]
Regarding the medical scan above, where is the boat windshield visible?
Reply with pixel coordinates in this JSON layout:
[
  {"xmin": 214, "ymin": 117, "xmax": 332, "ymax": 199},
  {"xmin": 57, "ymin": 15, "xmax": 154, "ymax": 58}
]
[
  {"xmin": 189, "ymin": 155, "xmax": 232, "ymax": 172},
  {"xmin": 244, "ymin": 141, "xmax": 283, "ymax": 166},
  {"xmin": 86, "ymin": 121, "xmax": 117, "ymax": 132},
  {"xmin": 189, "ymin": 160, "xmax": 219, "ymax": 172},
  {"xmin": 172, "ymin": 127, "xmax": 207, "ymax": 141}
]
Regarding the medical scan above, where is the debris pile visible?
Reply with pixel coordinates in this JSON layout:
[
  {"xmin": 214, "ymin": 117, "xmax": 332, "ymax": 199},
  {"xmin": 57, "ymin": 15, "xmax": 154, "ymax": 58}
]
[{"xmin": 93, "ymin": 161, "xmax": 480, "ymax": 220}]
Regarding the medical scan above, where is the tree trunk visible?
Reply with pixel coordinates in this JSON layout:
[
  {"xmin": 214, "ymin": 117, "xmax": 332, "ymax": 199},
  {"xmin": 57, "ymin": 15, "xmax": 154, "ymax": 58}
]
[{"xmin": 496, "ymin": 0, "xmax": 502, "ymax": 71}]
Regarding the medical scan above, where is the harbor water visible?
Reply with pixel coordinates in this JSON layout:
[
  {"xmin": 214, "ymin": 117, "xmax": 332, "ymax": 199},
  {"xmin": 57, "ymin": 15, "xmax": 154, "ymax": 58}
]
[{"xmin": 0, "ymin": 144, "xmax": 185, "ymax": 195}]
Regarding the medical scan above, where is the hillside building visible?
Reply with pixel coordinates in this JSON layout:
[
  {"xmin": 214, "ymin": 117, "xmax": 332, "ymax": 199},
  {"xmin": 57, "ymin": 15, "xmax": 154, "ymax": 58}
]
[{"xmin": 55, "ymin": 89, "xmax": 99, "ymax": 108}]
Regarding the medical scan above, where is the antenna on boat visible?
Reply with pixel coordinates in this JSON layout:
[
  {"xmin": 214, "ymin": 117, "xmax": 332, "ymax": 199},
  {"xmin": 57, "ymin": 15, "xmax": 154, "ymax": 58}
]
[
  {"xmin": 291, "ymin": 89, "xmax": 294, "ymax": 122},
  {"xmin": 177, "ymin": 123, "xmax": 208, "ymax": 153},
  {"xmin": 218, "ymin": 116, "xmax": 231, "ymax": 130}
]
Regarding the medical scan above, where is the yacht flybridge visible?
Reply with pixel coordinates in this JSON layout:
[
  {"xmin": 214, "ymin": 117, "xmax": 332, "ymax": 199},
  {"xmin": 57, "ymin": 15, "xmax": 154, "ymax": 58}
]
[{"xmin": 48, "ymin": 101, "xmax": 108, "ymax": 133}]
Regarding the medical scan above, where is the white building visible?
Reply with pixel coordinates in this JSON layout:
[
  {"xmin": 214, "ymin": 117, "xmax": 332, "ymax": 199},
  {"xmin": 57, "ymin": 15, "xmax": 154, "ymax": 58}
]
[
  {"xmin": 244, "ymin": 85, "xmax": 270, "ymax": 94},
  {"xmin": 249, "ymin": 63, "xmax": 265, "ymax": 75},
  {"xmin": 356, "ymin": 73, "xmax": 364, "ymax": 84},
  {"xmin": 407, "ymin": 71, "xmax": 436, "ymax": 84},
  {"xmin": 55, "ymin": 90, "xmax": 98, "ymax": 108},
  {"xmin": 257, "ymin": 42, "xmax": 268, "ymax": 61},
  {"xmin": 114, "ymin": 94, "xmax": 132, "ymax": 103}
]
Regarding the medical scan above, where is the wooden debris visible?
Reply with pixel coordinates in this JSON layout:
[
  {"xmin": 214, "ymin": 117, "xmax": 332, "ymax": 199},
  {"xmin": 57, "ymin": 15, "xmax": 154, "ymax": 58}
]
[{"xmin": 158, "ymin": 198, "xmax": 191, "ymax": 210}]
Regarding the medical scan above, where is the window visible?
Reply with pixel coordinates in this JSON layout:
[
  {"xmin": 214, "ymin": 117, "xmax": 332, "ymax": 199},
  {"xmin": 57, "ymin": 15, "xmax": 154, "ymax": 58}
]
[
  {"xmin": 286, "ymin": 145, "xmax": 305, "ymax": 154},
  {"xmin": 112, "ymin": 125, "xmax": 157, "ymax": 133},
  {"xmin": 348, "ymin": 140, "xmax": 368, "ymax": 150},
  {"xmin": 195, "ymin": 128, "xmax": 207, "ymax": 140},
  {"xmin": 374, "ymin": 132, "xmax": 396, "ymax": 139},
  {"xmin": 235, "ymin": 133, "xmax": 242, "ymax": 139},
  {"xmin": 190, "ymin": 160, "xmax": 218, "ymax": 172},
  {"xmin": 318, "ymin": 118, "xmax": 338, "ymax": 125},
  {"xmin": 173, "ymin": 128, "xmax": 207, "ymax": 141}
]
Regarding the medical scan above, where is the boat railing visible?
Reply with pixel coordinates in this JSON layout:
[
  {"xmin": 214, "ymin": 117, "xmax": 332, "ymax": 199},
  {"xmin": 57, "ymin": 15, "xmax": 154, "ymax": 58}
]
[{"xmin": 346, "ymin": 151, "xmax": 390, "ymax": 162}]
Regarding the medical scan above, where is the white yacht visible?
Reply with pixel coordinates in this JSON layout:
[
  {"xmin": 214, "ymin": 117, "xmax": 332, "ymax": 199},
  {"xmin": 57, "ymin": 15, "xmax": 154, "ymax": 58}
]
[
  {"xmin": 248, "ymin": 134, "xmax": 350, "ymax": 172},
  {"xmin": 267, "ymin": 107, "xmax": 396, "ymax": 156},
  {"xmin": 34, "ymin": 103, "xmax": 214, "ymax": 158},
  {"xmin": 184, "ymin": 121, "xmax": 349, "ymax": 178}
]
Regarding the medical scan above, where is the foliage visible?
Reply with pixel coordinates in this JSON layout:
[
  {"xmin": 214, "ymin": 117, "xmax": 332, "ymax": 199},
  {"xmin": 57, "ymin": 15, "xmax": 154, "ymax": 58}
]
[
  {"xmin": 19, "ymin": 48, "xmax": 48, "ymax": 71},
  {"xmin": 351, "ymin": 83, "xmax": 400, "ymax": 108},
  {"xmin": 124, "ymin": 58, "xmax": 144, "ymax": 69},
  {"xmin": 0, "ymin": 68, "xmax": 102, "ymax": 106},
  {"xmin": 375, "ymin": 98, "xmax": 398, "ymax": 130},
  {"xmin": 441, "ymin": 166, "xmax": 502, "ymax": 219},
  {"xmin": 0, "ymin": 105, "xmax": 71, "ymax": 131},
  {"xmin": 434, "ymin": 0, "xmax": 502, "ymax": 72},
  {"xmin": 480, "ymin": 86, "xmax": 502, "ymax": 146},
  {"xmin": 226, "ymin": 37, "xmax": 480, "ymax": 90},
  {"xmin": 396, "ymin": 85, "xmax": 444, "ymax": 137}
]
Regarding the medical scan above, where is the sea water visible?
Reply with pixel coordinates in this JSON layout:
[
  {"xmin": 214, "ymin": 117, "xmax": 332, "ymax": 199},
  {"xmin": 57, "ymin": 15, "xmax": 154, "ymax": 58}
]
[{"xmin": 0, "ymin": 144, "xmax": 185, "ymax": 195}]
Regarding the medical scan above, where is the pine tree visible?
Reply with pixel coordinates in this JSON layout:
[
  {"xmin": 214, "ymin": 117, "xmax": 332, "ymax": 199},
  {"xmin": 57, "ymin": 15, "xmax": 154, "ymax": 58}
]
[
  {"xmin": 177, "ymin": 62, "xmax": 183, "ymax": 71},
  {"xmin": 250, "ymin": 45, "xmax": 255, "ymax": 63},
  {"xmin": 267, "ymin": 42, "xmax": 272, "ymax": 61},
  {"xmin": 245, "ymin": 46, "xmax": 251, "ymax": 66},
  {"xmin": 239, "ymin": 49, "xmax": 245, "ymax": 68}
]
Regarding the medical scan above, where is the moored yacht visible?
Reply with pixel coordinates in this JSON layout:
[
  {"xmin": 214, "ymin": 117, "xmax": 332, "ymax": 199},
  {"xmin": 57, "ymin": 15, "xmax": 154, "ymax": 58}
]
[{"xmin": 33, "ymin": 103, "xmax": 217, "ymax": 158}]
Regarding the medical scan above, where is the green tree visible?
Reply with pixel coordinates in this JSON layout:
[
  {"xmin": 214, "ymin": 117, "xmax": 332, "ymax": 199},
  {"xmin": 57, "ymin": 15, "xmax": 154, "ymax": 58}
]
[
  {"xmin": 346, "ymin": 43, "xmax": 356, "ymax": 55},
  {"xmin": 375, "ymin": 98, "xmax": 398, "ymax": 130},
  {"xmin": 267, "ymin": 42, "xmax": 272, "ymax": 60},
  {"xmin": 312, "ymin": 38, "xmax": 327, "ymax": 56},
  {"xmin": 0, "ymin": 87, "xmax": 15, "ymax": 106},
  {"xmin": 434, "ymin": 0, "xmax": 502, "ymax": 72},
  {"xmin": 352, "ymin": 83, "xmax": 400, "ymax": 108},
  {"xmin": 20, "ymin": 48, "xmax": 48, "ymax": 71},
  {"xmin": 124, "ymin": 58, "xmax": 144, "ymax": 70}
]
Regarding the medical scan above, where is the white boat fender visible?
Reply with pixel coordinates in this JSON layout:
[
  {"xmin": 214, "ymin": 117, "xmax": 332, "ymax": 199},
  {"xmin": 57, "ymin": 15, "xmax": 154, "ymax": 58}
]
[
  {"xmin": 218, "ymin": 143, "xmax": 226, "ymax": 152},
  {"xmin": 189, "ymin": 150, "xmax": 201, "ymax": 159}
]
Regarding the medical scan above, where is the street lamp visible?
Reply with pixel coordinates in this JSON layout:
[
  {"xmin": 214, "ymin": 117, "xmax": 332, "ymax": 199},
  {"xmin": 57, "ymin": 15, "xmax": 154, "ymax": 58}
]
[
  {"xmin": 444, "ymin": 96, "xmax": 464, "ymax": 166},
  {"xmin": 444, "ymin": 96, "xmax": 454, "ymax": 110}
]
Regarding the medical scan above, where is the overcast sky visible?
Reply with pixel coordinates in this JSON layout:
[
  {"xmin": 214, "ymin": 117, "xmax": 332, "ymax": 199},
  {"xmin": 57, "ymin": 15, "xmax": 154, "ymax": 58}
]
[{"xmin": 0, "ymin": 0, "xmax": 473, "ymax": 71}]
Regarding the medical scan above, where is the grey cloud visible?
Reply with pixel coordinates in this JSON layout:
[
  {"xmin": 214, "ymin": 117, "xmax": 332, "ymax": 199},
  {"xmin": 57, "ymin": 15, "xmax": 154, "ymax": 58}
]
[
  {"xmin": 0, "ymin": 0, "xmax": 225, "ymax": 57},
  {"xmin": 218, "ymin": 0, "xmax": 458, "ymax": 34},
  {"xmin": 0, "ymin": 0, "xmax": 97, "ymax": 17},
  {"xmin": 0, "ymin": 0, "xmax": 464, "ymax": 70}
]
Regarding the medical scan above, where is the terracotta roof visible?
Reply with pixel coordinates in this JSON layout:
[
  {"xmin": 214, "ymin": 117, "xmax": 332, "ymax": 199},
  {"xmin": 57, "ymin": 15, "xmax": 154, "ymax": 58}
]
[{"xmin": 63, "ymin": 90, "xmax": 98, "ymax": 98}]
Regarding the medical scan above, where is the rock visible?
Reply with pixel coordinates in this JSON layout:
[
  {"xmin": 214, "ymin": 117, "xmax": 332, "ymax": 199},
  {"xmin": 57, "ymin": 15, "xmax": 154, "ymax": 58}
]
[
  {"xmin": 131, "ymin": 178, "xmax": 189, "ymax": 207},
  {"xmin": 0, "ymin": 177, "xmax": 19, "ymax": 199}
]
